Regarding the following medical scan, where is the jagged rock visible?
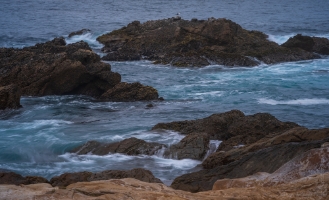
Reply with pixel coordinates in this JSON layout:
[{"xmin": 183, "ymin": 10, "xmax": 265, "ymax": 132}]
[
  {"xmin": 0, "ymin": 38, "xmax": 120, "ymax": 97},
  {"xmin": 100, "ymin": 82, "xmax": 160, "ymax": 101},
  {"xmin": 153, "ymin": 110, "xmax": 299, "ymax": 151},
  {"xmin": 213, "ymin": 145, "xmax": 329, "ymax": 190},
  {"xmin": 0, "ymin": 84, "xmax": 21, "ymax": 110},
  {"xmin": 50, "ymin": 168, "xmax": 162, "ymax": 188},
  {"xmin": 97, "ymin": 18, "xmax": 320, "ymax": 67},
  {"xmin": 0, "ymin": 171, "xmax": 48, "ymax": 185},
  {"xmin": 282, "ymin": 34, "xmax": 329, "ymax": 55},
  {"xmin": 71, "ymin": 137, "xmax": 166, "ymax": 156},
  {"xmin": 171, "ymin": 138, "xmax": 328, "ymax": 192},
  {"xmin": 68, "ymin": 29, "xmax": 91, "ymax": 38},
  {"xmin": 163, "ymin": 133, "xmax": 210, "ymax": 160},
  {"xmin": 202, "ymin": 127, "xmax": 329, "ymax": 169}
]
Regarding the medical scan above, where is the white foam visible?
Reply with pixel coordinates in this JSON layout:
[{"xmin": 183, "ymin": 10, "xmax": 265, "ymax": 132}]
[
  {"xmin": 153, "ymin": 156, "xmax": 201, "ymax": 169},
  {"xmin": 267, "ymin": 34, "xmax": 295, "ymax": 45},
  {"xmin": 65, "ymin": 32, "xmax": 104, "ymax": 49},
  {"xmin": 258, "ymin": 98, "xmax": 329, "ymax": 105}
]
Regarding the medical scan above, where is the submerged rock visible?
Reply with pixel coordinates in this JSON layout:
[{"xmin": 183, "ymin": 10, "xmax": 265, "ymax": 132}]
[
  {"xmin": 0, "ymin": 37, "xmax": 160, "ymax": 101},
  {"xmin": 71, "ymin": 137, "xmax": 166, "ymax": 156},
  {"xmin": 0, "ymin": 171, "xmax": 48, "ymax": 185},
  {"xmin": 163, "ymin": 132, "xmax": 210, "ymax": 160},
  {"xmin": 50, "ymin": 168, "xmax": 162, "ymax": 188},
  {"xmin": 68, "ymin": 29, "xmax": 91, "ymax": 38},
  {"xmin": 97, "ymin": 18, "xmax": 320, "ymax": 67},
  {"xmin": 0, "ymin": 84, "xmax": 21, "ymax": 110},
  {"xmin": 153, "ymin": 110, "xmax": 298, "ymax": 151},
  {"xmin": 282, "ymin": 34, "xmax": 329, "ymax": 55}
]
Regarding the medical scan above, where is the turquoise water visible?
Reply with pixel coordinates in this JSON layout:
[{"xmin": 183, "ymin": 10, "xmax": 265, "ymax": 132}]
[{"xmin": 0, "ymin": 0, "xmax": 328, "ymax": 184}]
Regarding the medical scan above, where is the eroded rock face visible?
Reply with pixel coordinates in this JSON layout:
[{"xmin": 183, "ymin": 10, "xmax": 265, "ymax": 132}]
[
  {"xmin": 71, "ymin": 137, "xmax": 166, "ymax": 156},
  {"xmin": 97, "ymin": 18, "xmax": 320, "ymax": 67},
  {"xmin": 171, "ymin": 140, "xmax": 327, "ymax": 192},
  {"xmin": 213, "ymin": 145, "xmax": 329, "ymax": 190},
  {"xmin": 282, "ymin": 34, "xmax": 329, "ymax": 55},
  {"xmin": 100, "ymin": 82, "xmax": 160, "ymax": 101},
  {"xmin": 0, "ymin": 171, "xmax": 48, "ymax": 185},
  {"xmin": 163, "ymin": 133, "xmax": 210, "ymax": 160},
  {"xmin": 153, "ymin": 110, "xmax": 299, "ymax": 151},
  {"xmin": 49, "ymin": 168, "xmax": 162, "ymax": 188},
  {"xmin": 0, "ymin": 84, "xmax": 21, "ymax": 110}
]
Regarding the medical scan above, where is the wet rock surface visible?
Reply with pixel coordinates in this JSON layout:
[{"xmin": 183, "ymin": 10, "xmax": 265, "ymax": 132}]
[
  {"xmin": 68, "ymin": 29, "xmax": 91, "ymax": 38},
  {"xmin": 71, "ymin": 137, "xmax": 166, "ymax": 156},
  {"xmin": 163, "ymin": 132, "xmax": 210, "ymax": 160},
  {"xmin": 100, "ymin": 82, "xmax": 160, "ymax": 101},
  {"xmin": 0, "ymin": 171, "xmax": 48, "ymax": 185},
  {"xmin": 0, "ymin": 84, "xmax": 21, "ymax": 110},
  {"xmin": 50, "ymin": 168, "xmax": 162, "ymax": 188},
  {"xmin": 282, "ymin": 34, "xmax": 329, "ymax": 55},
  {"xmin": 97, "ymin": 18, "xmax": 322, "ymax": 67},
  {"xmin": 0, "ymin": 37, "xmax": 160, "ymax": 101},
  {"xmin": 153, "ymin": 110, "xmax": 299, "ymax": 151}
]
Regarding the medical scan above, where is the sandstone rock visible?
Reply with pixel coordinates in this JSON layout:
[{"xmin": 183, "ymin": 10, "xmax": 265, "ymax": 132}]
[
  {"xmin": 50, "ymin": 168, "xmax": 162, "ymax": 188},
  {"xmin": 171, "ymin": 138, "xmax": 328, "ymax": 192},
  {"xmin": 0, "ymin": 84, "xmax": 21, "ymax": 110},
  {"xmin": 100, "ymin": 82, "xmax": 160, "ymax": 101},
  {"xmin": 153, "ymin": 110, "xmax": 298, "ymax": 151},
  {"xmin": 0, "ymin": 171, "xmax": 48, "ymax": 185},
  {"xmin": 97, "ymin": 18, "xmax": 320, "ymax": 67},
  {"xmin": 68, "ymin": 29, "xmax": 91, "ymax": 38},
  {"xmin": 163, "ymin": 132, "xmax": 210, "ymax": 160},
  {"xmin": 1, "ymin": 176, "xmax": 328, "ymax": 200},
  {"xmin": 282, "ymin": 34, "xmax": 329, "ymax": 55},
  {"xmin": 71, "ymin": 137, "xmax": 166, "ymax": 156}
]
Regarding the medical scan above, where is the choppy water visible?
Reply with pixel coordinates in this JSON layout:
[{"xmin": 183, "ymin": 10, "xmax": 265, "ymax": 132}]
[{"xmin": 0, "ymin": 0, "xmax": 328, "ymax": 184}]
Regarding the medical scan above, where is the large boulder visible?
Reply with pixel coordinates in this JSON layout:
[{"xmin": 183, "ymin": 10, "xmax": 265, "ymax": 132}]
[
  {"xmin": 97, "ymin": 18, "xmax": 320, "ymax": 67},
  {"xmin": 163, "ymin": 133, "xmax": 210, "ymax": 160},
  {"xmin": 0, "ymin": 171, "xmax": 48, "ymax": 185},
  {"xmin": 0, "ymin": 84, "xmax": 21, "ymax": 110},
  {"xmin": 100, "ymin": 82, "xmax": 160, "ymax": 101},
  {"xmin": 49, "ymin": 168, "xmax": 162, "ymax": 188},
  {"xmin": 0, "ymin": 38, "xmax": 160, "ymax": 101},
  {"xmin": 71, "ymin": 137, "xmax": 166, "ymax": 156},
  {"xmin": 152, "ymin": 110, "xmax": 299, "ymax": 151},
  {"xmin": 282, "ymin": 34, "xmax": 329, "ymax": 55}
]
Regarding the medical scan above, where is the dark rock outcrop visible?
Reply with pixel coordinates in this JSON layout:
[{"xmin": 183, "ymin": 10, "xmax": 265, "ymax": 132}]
[
  {"xmin": 50, "ymin": 168, "xmax": 162, "ymax": 188},
  {"xmin": 152, "ymin": 110, "xmax": 299, "ymax": 151},
  {"xmin": 0, "ymin": 37, "xmax": 160, "ymax": 101},
  {"xmin": 100, "ymin": 82, "xmax": 160, "ymax": 101},
  {"xmin": 0, "ymin": 84, "xmax": 21, "ymax": 110},
  {"xmin": 71, "ymin": 137, "xmax": 166, "ymax": 156},
  {"xmin": 0, "ymin": 171, "xmax": 48, "ymax": 185},
  {"xmin": 163, "ymin": 133, "xmax": 210, "ymax": 160},
  {"xmin": 97, "ymin": 18, "xmax": 320, "ymax": 67},
  {"xmin": 68, "ymin": 29, "xmax": 91, "ymax": 38},
  {"xmin": 171, "ymin": 138, "xmax": 329, "ymax": 192},
  {"xmin": 282, "ymin": 34, "xmax": 329, "ymax": 55}
]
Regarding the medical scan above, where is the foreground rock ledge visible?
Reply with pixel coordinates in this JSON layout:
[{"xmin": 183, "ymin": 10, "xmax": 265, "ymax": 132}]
[
  {"xmin": 0, "ymin": 37, "xmax": 160, "ymax": 102},
  {"xmin": 1, "ymin": 175, "xmax": 328, "ymax": 200},
  {"xmin": 97, "ymin": 17, "xmax": 327, "ymax": 67}
]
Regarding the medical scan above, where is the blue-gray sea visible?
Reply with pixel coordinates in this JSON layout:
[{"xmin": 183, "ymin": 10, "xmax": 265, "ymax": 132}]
[{"xmin": 0, "ymin": 0, "xmax": 329, "ymax": 184}]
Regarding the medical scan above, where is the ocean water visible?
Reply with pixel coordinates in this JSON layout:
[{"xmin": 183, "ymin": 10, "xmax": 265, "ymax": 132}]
[{"xmin": 0, "ymin": 0, "xmax": 329, "ymax": 184}]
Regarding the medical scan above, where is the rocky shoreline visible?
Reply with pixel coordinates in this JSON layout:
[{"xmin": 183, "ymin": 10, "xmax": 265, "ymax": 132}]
[
  {"xmin": 1, "ymin": 110, "xmax": 329, "ymax": 199},
  {"xmin": 1, "ymin": 18, "xmax": 329, "ymax": 199}
]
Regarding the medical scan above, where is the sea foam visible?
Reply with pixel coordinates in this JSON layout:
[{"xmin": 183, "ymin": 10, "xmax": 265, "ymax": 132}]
[{"xmin": 258, "ymin": 98, "xmax": 329, "ymax": 105}]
